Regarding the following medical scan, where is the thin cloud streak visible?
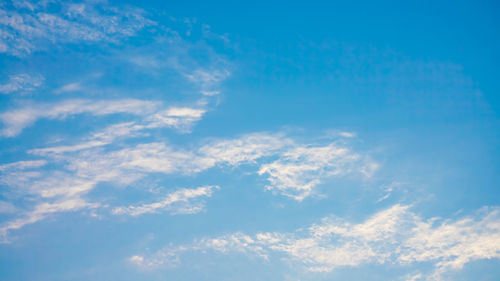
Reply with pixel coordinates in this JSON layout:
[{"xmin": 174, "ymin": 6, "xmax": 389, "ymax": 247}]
[
  {"xmin": 0, "ymin": 132, "xmax": 376, "ymax": 240},
  {"xmin": 0, "ymin": 0, "xmax": 155, "ymax": 56},
  {"xmin": 0, "ymin": 98, "xmax": 159, "ymax": 137},
  {"xmin": 131, "ymin": 205, "xmax": 500, "ymax": 280},
  {"xmin": 0, "ymin": 73, "xmax": 43, "ymax": 94},
  {"xmin": 112, "ymin": 185, "xmax": 219, "ymax": 216}
]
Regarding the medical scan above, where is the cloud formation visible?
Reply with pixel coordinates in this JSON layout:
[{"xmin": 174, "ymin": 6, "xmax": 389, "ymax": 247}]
[
  {"xmin": 258, "ymin": 143, "xmax": 377, "ymax": 200},
  {"xmin": 0, "ymin": 131, "xmax": 375, "ymax": 240},
  {"xmin": 0, "ymin": 98, "xmax": 159, "ymax": 137},
  {"xmin": 0, "ymin": 0, "xmax": 154, "ymax": 56},
  {"xmin": 0, "ymin": 0, "xmax": 235, "ymax": 243},
  {"xmin": 130, "ymin": 205, "xmax": 500, "ymax": 280},
  {"xmin": 0, "ymin": 73, "xmax": 43, "ymax": 94},
  {"xmin": 112, "ymin": 185, "xmax": 219, "ymax": 216}
]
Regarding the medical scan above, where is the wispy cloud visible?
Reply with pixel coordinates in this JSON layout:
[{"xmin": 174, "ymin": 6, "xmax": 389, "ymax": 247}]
[
  {"xmin": 198, "ymin": 133, "xmax": 291, "ymax": 166},
  {"xmin": 0, "ymin": 201, "xmax": 16, "ymax": 214},
  {"xmin": 0, "ymin": 98, "xmax": 159, "ymax": 137},
  {"xmin": 112, "ymin": 185, "xmax": 219, "ymax": 216},
  {"xmin": 130, "ymin": 205, "xmax": 500, "ymax": 280},
  {"xmin": 29, "ymin": 105, "xmax": 207, "ymax": 154},
  {"xmin": 54, "ymin": 82, "xmax": 83, "ymax": 93},
  {"xmin": 0, "ymin": 197, "xmax": 98, "ymax": 243},
  {"xmin": 0, "ymin": 0, "xmax": 235, "ymax": 248},
  {"xmin": 0, "ymin": 0, "xmax": 155, "ymax": 56},
  {"xmin": 185, "ymin": 68, "xmax": 231, "ymax": 96},
  {"xmin": 0, "ymin": 131, "xmax": 376, "ymax": 240},
  {"xmin": 0, "ymin": 73, "xmax": 43, "ymax": 94},
  {"xmin": 258, "ymin": 143, "xmax": 376, "ymax": 200},
  {"xmin": 0, "ymin": 159, "xmax": 47, "ymax": 171},
  {"xmin": 31, "ymin": 132, "xmax": 375, "ymax": 200}
]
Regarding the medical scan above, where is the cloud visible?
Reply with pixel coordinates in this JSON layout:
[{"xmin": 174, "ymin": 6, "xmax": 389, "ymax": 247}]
[
  {"xmin": 0, "ymin": 73, "xmax": 44, "ymax": 94},
  {"xmin": 258, "ymin": 143, "xmax": 377, "ymax": 200},
  {"xmin": 0, "ymin": 98, "xmax": 159, "ymax": 137},
  {"xmin": 338, "ymin": 131, "xmax": 356, "ymax": 138},
  {"xmin": 146, "ymin": 107, "xmax": 206, "ymax": 133},
  {"xmin": 54, "ymin": 82, "xmax": 82, "ymax": 93},
  {"xmin": 377, "ymin": 181, "xmax": 405, "ymax": 202},
  {"xmin": 405, "ymin": 273, "xmax": 423, "ymax": 281},
  {"xmin": 130, "ymin": 205, "xmax": 500, "ymax": 280},
  {"xmin": 0, "ymin": 131, "xmax": 376, "ymax": 240},
  {"xmin": 0, "ymin": 159, "xmax": 47, "ymax": 171},
  {"xmin": 29, "ymin": 105, "xmax": 207, "ymax": 154},
  {"xmin": 31, "ymin": 132, "xmax": 375, "ymax": 200},
  {"xmin": 0, "ymin": 0, "xmax": 155, "ymax": 56},
  {"xmin": 185, "ymin": 68, "xmax": 231, "ymax": 96},
  {"xmin": 0, "ymin": 201, "xmax": 16, "ymax": 214},
  {"xmin": 0, "ymin": 197, "xmax": 99, "ymax": 243},
  {"xmin": 0, "ymin": 0, "xmax": 236, "ymax": 245},
  {"xmin": 112, "ymin": 185, "xmax": 219, "ymax": 216},
  {"xmin": 126, "ymin": 43, "xmax": 232, "ymax": 98},
  {"xmin": 198, "ymin": 133, "xmax": 290, "ymax": 166},
  {"xmin": 0, "ymin": 160, "xmax": 47, "ymax": 193}
]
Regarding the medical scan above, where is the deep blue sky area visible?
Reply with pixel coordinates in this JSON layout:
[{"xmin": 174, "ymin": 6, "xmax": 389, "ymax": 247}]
[{"xmin": 0, "ymin": 1, "xmax": 498, "ymax": 281}]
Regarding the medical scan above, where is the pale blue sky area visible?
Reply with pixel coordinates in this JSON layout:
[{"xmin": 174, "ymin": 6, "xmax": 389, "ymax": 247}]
[{"xmin": 0, "ymin": 1, "xmax": 499, "ymax": 281}]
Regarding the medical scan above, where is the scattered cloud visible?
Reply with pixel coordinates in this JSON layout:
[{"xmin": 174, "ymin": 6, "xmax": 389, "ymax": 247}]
[
  {"xmin": 54, "ymin": 82, "xmax": 83, "ymax": 93},
  {"xmin": 405, "ymin": 273, "xmax": 423, "ymax": 281},
  {"xmin": 130, "ymin": 205, "xmax": 500, "ymax": 280},
  {"xmin": 28, "ymin": 104, "xmax": 207, "ymax": 154},
  {"xmin": 198, "ymin": 133, "xmax": 290, "ymax": 166},
  {"xmin": 112, "ymin": 185, "xmax": 219, "ymax": 216},
  {"xmin": 0, "ymin": 159, "xmax": 47, "ymax": 171},
  {"xmin": 0, "ymin": 98, "xmax": 159, "ymax": 137},
  {"xmin": 146, "ymin": 107, "xmax": 207, "ymax": 133},
  {"xmin": 338, "ymin": 131, "xmax": 356, "ymax": 138},
  {"xmin": 0, "ymin": 197, "xmax": 99, "ymax": 243},
  {"xmin": 258, "ymin": 143, "xmax": 376, "ymax": 200},
  {"xmin": 377, "ymin": 181, "xmax": 405, "ymax": 203},
  {"xmin": 185, "ymin": 68, "xmax": 231, "ymax": 96},
  {"xmin": 0, "ymin": 73, "xmax": 43, "ymax": 94},
  {"xmin": 0, "ymin": 0, "xmax": 155, "ymax": 56},
  {"xmin": 0, "ymin": 131, "xmax": 376, "ymax": 240},
  {"xmin": 0, "ymin": 201, "xmax": 16, "ymax": 214}
]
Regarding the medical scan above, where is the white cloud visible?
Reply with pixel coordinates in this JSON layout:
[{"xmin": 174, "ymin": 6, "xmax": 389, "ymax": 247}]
[
  {"xmin": 0, "ymin": 73, "xmax": 43, "ymax": 94},
  {"xmin": 0, "ymin": 98, "xmax": 159, "ymax": 137},
  {"xmin": 0, "ymin": 0, "xmax": 238, "ymax": 245},
  {"xmin": 131, "ymin": 205, "xmax": 500, "ymax": 280},
  {"xmin": 1, "ymin": 131, "xmax": 376, "ymax": 240},
  {"xmin": 198, "ymin": 133, "xmax": 290, "ymax": 166},
  {"xmin": 78, "ymin": 142, "xmax": 198, "ymax": 175},
  {"xmin": 0, "ymin": 0, "xmax": 155, "ymax": 56},
  {"xmin": 0, "ymin": 201, "xmax": 16, "ymax": 214},
  {"xmin": 0, "ymin": 160, "xmax": 47, "ymax": 193},
  {"xmin": 0, "ymin": 161, "xmax": 139, "ymax": 242},
  {"xmin": 28, "ymin": 104, "xmax": 207, "ymax": 154},
  {"xmin": 377, "ymin": 181, "xmax": 405, "ymax": 202},
  {"xmin": 112, "ymin": 185, "xmax": 219, "ymax": 216},
  {"xmin": 55, "ymin": 82, "xmax": 82, "ymax": 93},
  {"xmin": 258, "ymin": 143, "xmax": 375, "ymax": 200},
  {"xmin": 405, "ymin": 273, "xmax": 423, "ymax": 281},
  {"xmin": 338, "ymin": 131, "xmax": 356, "ymax": 138},
  {"xmin": 0, "ymin": 197, "xmax": 99, "ymax": 243},
  {"xmin": 30, "ymin": 132, "xmax": 375, "ymax": 201},
  {"xmin": 129, "ymin": 255, "xmax": 145, "ymax": 264},
  {"xmin": 146, "ymin": 107, "xmax": 206, "ymax": 133},
  {"xmin": 0, "ymin": 159, "xmax": 47, "ymax": 171},
  {"xmin": 185, "ymin": 68, "xmax": 230, "ymax": 96},
  {"xmin": 32, "ymin": 132, "xmax": 291, "ymax": 177},
  {"xmin": 200, "ymin": 90, "xmax": 220, "ymax": 96}
]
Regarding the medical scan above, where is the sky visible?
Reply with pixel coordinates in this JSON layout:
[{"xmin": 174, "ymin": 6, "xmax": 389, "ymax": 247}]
[{"xmin": 0, "ymin": 0, "xmax": 499, "ymax": 280}]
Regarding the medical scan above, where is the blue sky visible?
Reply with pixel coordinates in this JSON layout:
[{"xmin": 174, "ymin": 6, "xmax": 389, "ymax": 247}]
[{"xmin": 0, "ymin": 0, "xmax": 499, "ymax": 280}]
